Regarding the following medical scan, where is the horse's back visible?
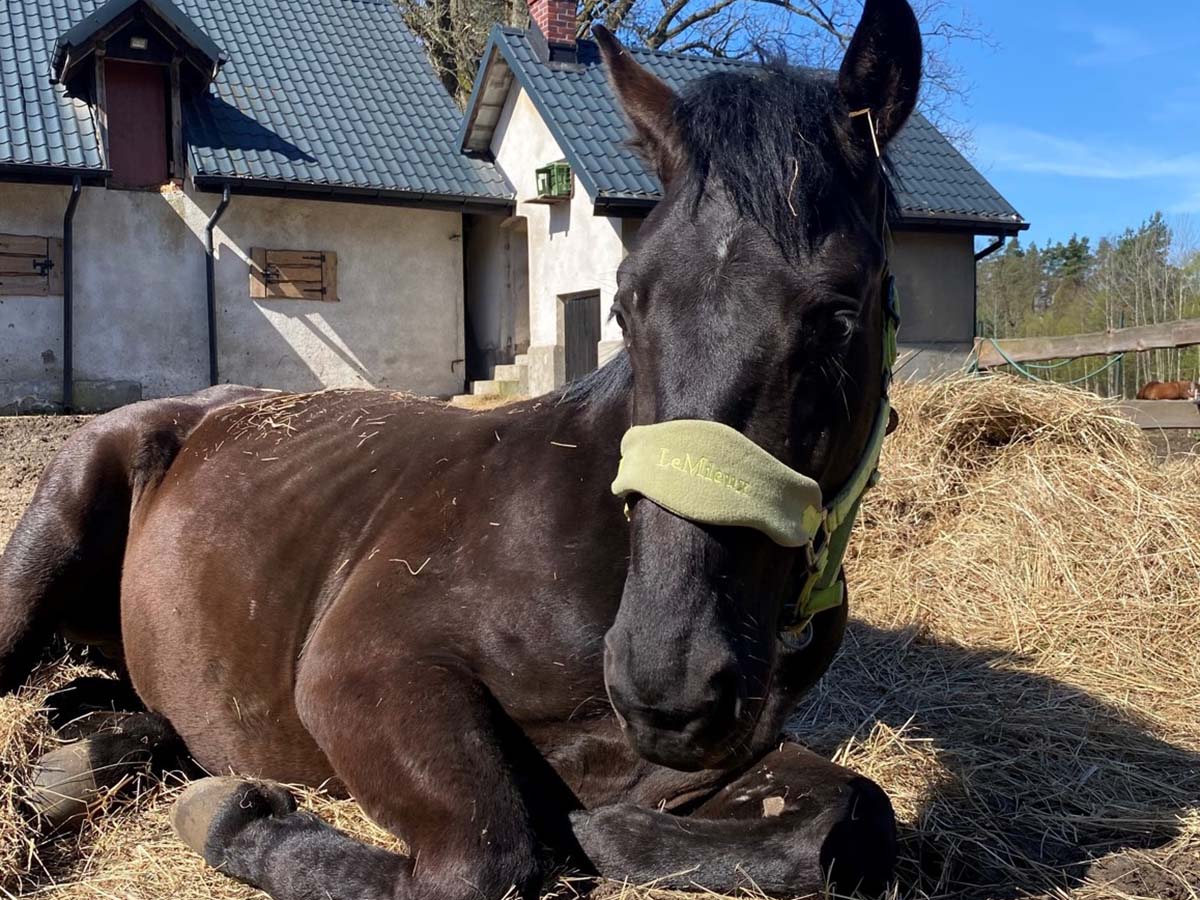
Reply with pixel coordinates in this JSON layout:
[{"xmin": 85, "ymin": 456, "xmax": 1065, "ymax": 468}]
[
  {"xmin": 1137, "ymin": 380, "xmax": 1197, "ymax": 400},
  {"xmin": 118, "ymin": 390, "xmax": 506, "ymax": 782}
]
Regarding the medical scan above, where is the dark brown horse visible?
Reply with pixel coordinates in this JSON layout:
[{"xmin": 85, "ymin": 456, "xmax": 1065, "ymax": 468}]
[
  {"xmin": 0, "ymin": 3, "xmax": 921, "ymax": 897},
  {"xmin": 1136, "ymin": 379, "xmax": 1200, "ymax": 401}
]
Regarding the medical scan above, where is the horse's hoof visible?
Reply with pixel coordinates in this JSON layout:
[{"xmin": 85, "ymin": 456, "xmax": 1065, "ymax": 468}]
[
  {"xmin": 29, "ymin": 741, "xmax": 104, "ymax": 828},
  {"xmin": 171, "ymin": 777, "xmax": 297, "ymax": 859},
  {"xmin": 29, "ymin": 730, "xmax": 157, "ymax": 829},
  {"xmin": 29, "ymin": 739, "xmax": 132, "ymax": 830}
]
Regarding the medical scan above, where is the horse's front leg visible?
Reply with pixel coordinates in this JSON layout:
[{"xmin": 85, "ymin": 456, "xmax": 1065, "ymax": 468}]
[
  {"xmin": 570, "ymin": 740, "xmax": 897, "ymax": 897},
  {"xmin": 173, "ymin": 630, "xmax": 561, "ymax": 900}
]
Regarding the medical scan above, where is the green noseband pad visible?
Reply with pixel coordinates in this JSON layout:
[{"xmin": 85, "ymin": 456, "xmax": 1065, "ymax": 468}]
[{"xmin": 610, "ymin": 420, "xmax": 825, "ymax": 548}]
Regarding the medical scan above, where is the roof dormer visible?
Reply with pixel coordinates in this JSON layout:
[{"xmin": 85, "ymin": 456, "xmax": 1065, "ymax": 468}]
[
  {"xmin": 50, "ymin": 0, "xmax": 226, "ymax": 189},
  {"xmin": 52, "ymin": 0, "xmax": 224, "ymax": 90}
]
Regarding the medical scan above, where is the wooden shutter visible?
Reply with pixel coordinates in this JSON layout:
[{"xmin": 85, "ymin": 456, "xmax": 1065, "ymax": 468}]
[
  {"xmin": 250, "ymin": 248, "xmax": 338, "ymax": 302},
  {"xmin": 0, "ymin": 233, "xmax": 63, "ymax": 297}
]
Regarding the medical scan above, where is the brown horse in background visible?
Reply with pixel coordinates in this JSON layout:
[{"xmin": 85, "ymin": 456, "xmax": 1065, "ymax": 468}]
[
  {"xmin": 1137, "ymin": 379, "xmax": 1200, "ymax": 401},
  {"xmin": 0, "ymin": 2, "xmax": 923, "ymax": 898}
]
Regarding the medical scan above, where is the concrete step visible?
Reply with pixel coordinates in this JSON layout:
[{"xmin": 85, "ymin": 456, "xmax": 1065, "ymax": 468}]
[
  {"xmin": 513, "ymin": 353, "xmax": 530, "ymax": 367},
  {"xmin": 470, "ymin": 378, "xmax": 523, "ymax": 397},
  {"xmin": 449, "ymin": 393, "xmax": 511, "ymax": 408},
  {"xmin": 492, "ymin": 363, "xmax": 526, "ymax": 382}
]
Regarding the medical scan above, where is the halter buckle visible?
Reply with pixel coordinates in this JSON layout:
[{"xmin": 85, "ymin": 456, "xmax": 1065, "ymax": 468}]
[
  {"xmin": 803, "ymin": 510, "xmax": 831, "ymax": 574},
  {"xmin": 779, "ymin": 617, "xmax": 814, "ymax": 652}
]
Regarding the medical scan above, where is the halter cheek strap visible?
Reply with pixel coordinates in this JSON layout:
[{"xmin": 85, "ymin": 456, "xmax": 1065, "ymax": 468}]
[{"xmin": 611, "ymin": 277, "xmax": 901, "ymax": 640}]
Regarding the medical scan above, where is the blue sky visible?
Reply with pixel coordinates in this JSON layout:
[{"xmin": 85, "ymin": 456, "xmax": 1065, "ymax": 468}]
[{"xmin": 944, "ymin": 0, "xmax": 1200, "ymax": 249}]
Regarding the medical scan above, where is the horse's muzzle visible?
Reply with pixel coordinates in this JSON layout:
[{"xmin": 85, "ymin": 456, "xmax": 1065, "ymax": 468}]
[{"xmin": 603, "ymin": 636, "xmax": 747, "ymax": 771}]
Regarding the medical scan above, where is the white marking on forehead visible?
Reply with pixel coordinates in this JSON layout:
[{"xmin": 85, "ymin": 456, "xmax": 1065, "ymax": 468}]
[{"xmin": 715, "ymin": 227, "xmax": 737, "ymax": 260}]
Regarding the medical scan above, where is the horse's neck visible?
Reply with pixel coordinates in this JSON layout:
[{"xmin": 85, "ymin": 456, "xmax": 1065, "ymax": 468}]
[{"xmin": 547, "ymin": 355, "xmax": 636, "ymax": 445}]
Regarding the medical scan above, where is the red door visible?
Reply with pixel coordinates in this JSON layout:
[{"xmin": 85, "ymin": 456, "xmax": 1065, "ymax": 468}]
[{"xmin": 104, "ymin": 60, "xmax": 169, "ymax": 189}]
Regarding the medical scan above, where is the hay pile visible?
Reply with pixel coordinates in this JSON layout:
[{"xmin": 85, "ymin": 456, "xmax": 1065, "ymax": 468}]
[
  {"xmin": 2, "ymin": 376, "xmax": 1200, "ymax": 899},
  {"xmin": 808, "ymin": 376, "xmax": 1200, "ymax": 899}
]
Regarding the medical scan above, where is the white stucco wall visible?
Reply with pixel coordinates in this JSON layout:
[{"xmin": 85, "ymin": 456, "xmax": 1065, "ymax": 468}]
[
  {"xmin": 890, "ymin": 230, "xmax": 977, "ymax": 379},
  {"xmin": 0, "ymin": 181, "xmax": 464, "ymax": 409},
  {"xmin": 489, "ymin": 86, "xmax": 625, "ymax": 393}
]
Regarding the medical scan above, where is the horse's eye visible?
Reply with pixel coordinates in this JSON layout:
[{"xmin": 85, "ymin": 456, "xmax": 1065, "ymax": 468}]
[{"xmin": 611, "ymin": 303, "xmax": 629, "ymax": 333}]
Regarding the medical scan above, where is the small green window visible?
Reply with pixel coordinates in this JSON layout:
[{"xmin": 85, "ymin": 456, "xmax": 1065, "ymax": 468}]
[{"xmin": 534, "ymin": 161, "xmax": 572, "ymax": 202}]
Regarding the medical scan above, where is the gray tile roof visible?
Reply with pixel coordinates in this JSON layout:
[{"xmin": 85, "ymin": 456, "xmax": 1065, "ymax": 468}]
[
  {"xmin": 464, "ymin": 27, "xmax": 1026, "ymax": 232},
  {"xmin": 1, "ymin": 2, "xmax": 104, "ymax": 175},
  {"xmin": 2, "ymin": 0, "xmax": 512, "ymax": 206}
]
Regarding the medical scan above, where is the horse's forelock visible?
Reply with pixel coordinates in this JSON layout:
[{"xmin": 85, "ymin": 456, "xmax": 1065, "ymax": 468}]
[{"xmin": 672, "ymin": 66, "xmax": 876, "ymax": 256}]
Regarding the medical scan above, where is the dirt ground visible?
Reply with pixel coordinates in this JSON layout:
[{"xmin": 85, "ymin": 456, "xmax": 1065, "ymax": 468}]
[
  {"xmin": 2, "ymin": 391, "xmax": 1200, "ymax": 900},
  {"xmin": 0, "ymin": 416, "xmax": 89, "ymax": 539}
]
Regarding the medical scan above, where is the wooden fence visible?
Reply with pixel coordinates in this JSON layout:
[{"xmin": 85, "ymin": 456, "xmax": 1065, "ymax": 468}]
[
  {"xmin": 973, "ymin": 320, "xmax": 1200, "ymax": 370},
  {"xmin": 975, "ymin": 320, "xmax": 1200, "ymax": 430},
  {"xmin": 1113, "ymin": 401, "xmax": 1200, "ymax": 430}
]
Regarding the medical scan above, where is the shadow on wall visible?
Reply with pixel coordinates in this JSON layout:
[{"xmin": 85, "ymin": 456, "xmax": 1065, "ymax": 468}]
[
  {"xmin": 790, "ymin": 622, "xmax": 1200, "ymax": 899},
  {"xmin": 213, "ymin": 245, "xmax": 375, "ymax": 392},
  {"xmin": 549, "ymin": 200, "xmax": 571, "ymax": 237}
]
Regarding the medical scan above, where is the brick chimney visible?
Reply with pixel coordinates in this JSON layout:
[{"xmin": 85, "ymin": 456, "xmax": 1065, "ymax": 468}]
[{"xmin": 529, "ymin": 0, "xmax": 577, "ymax": 58}]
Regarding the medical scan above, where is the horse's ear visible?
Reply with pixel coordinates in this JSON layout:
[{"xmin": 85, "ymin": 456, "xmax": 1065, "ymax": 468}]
[
  {"xmin": 837, "ymin": 0, "xmax": 922, "ymax": 149},
  {"xmin": 593, "ymin": 25, "xmax": 682, "ymax": 183}
]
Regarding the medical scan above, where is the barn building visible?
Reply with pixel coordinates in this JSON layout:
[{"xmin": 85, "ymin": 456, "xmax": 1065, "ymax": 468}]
[
  {"xmin": 459, "ymin": 0, "xmax": 1029, "ymax": 395},
  {"xmin": 0, "ymin": 0, "xmax": 1027, "ymax": 411},
  {"xmin": 0, "ymin": 0, "xmax": 509, "ymax": 410}
]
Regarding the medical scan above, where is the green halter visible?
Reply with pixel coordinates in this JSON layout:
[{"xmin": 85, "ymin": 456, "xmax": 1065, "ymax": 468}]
[{"xmin": 612, "ymin": 277, "xmax": 900, "ymax": 642}]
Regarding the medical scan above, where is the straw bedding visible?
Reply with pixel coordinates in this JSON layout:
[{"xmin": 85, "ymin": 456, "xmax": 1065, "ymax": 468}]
[{"xmin": 1, "ymin": 376, "xmax": 1198, "ymax": 899}]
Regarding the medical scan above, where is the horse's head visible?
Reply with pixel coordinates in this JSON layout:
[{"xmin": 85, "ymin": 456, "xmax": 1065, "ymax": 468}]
[{"xmin": 596, "ymin": 0, "xmax": 921, "ymax": 770}]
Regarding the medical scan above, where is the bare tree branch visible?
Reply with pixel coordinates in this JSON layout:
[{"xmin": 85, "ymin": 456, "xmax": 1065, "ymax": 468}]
[
  {"xmin": 659, "ymin": 0, "xmax": 739, "ymax": 47},
  {"xmin": 396, "ymin": 0, "xmax": 988, "ymax": 148}
]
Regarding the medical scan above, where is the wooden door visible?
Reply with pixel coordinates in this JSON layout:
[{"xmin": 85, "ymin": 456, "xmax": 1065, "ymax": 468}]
[
  {"xmin": 105, "ymin": 60, "xmax": 169, "ymax": 189},
  {"xmin": 563, "ymin": 292, "xmax": 601, "ymax": 382}
]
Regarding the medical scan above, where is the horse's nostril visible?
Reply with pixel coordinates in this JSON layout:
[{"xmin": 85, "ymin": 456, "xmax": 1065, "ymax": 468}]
[{"xmin": 707, "ymin": 665, "xmax": 742, "ymax": 710}]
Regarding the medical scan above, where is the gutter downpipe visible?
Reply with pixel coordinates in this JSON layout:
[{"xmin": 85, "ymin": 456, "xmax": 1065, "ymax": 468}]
[
  {"xmin": 205, "ymin": 185, "xmax": 231, "ymax": 386},
  {"xmin": 62, "ymin": 176, "xmax": 82, "ymax": 411},
  {"xmin": 975, "ymin": 234, "xmax": 1006, "ymax": 262}
]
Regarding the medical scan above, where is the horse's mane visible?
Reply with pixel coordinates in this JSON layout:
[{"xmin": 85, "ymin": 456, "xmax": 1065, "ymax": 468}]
[
  {"xmin": 554, "ymin": 350, "xmax": 633, "ymax": 407},
  {"xmin": 673, "ymin": 65, "xmax": 885, "ymax": 255}
]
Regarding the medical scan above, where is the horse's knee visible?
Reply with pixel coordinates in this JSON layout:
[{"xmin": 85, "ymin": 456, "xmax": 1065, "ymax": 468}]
[
  {"xmin": 174, "ymin": 776, "xmax": 540, "ymax": 900},
  {"xmin": 819, "ymin": 776, "xmax": 897, "ymax": 895},
  {"xmin": 418, "ymin": 834, "xmax": 544, "ymax": 900}
]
